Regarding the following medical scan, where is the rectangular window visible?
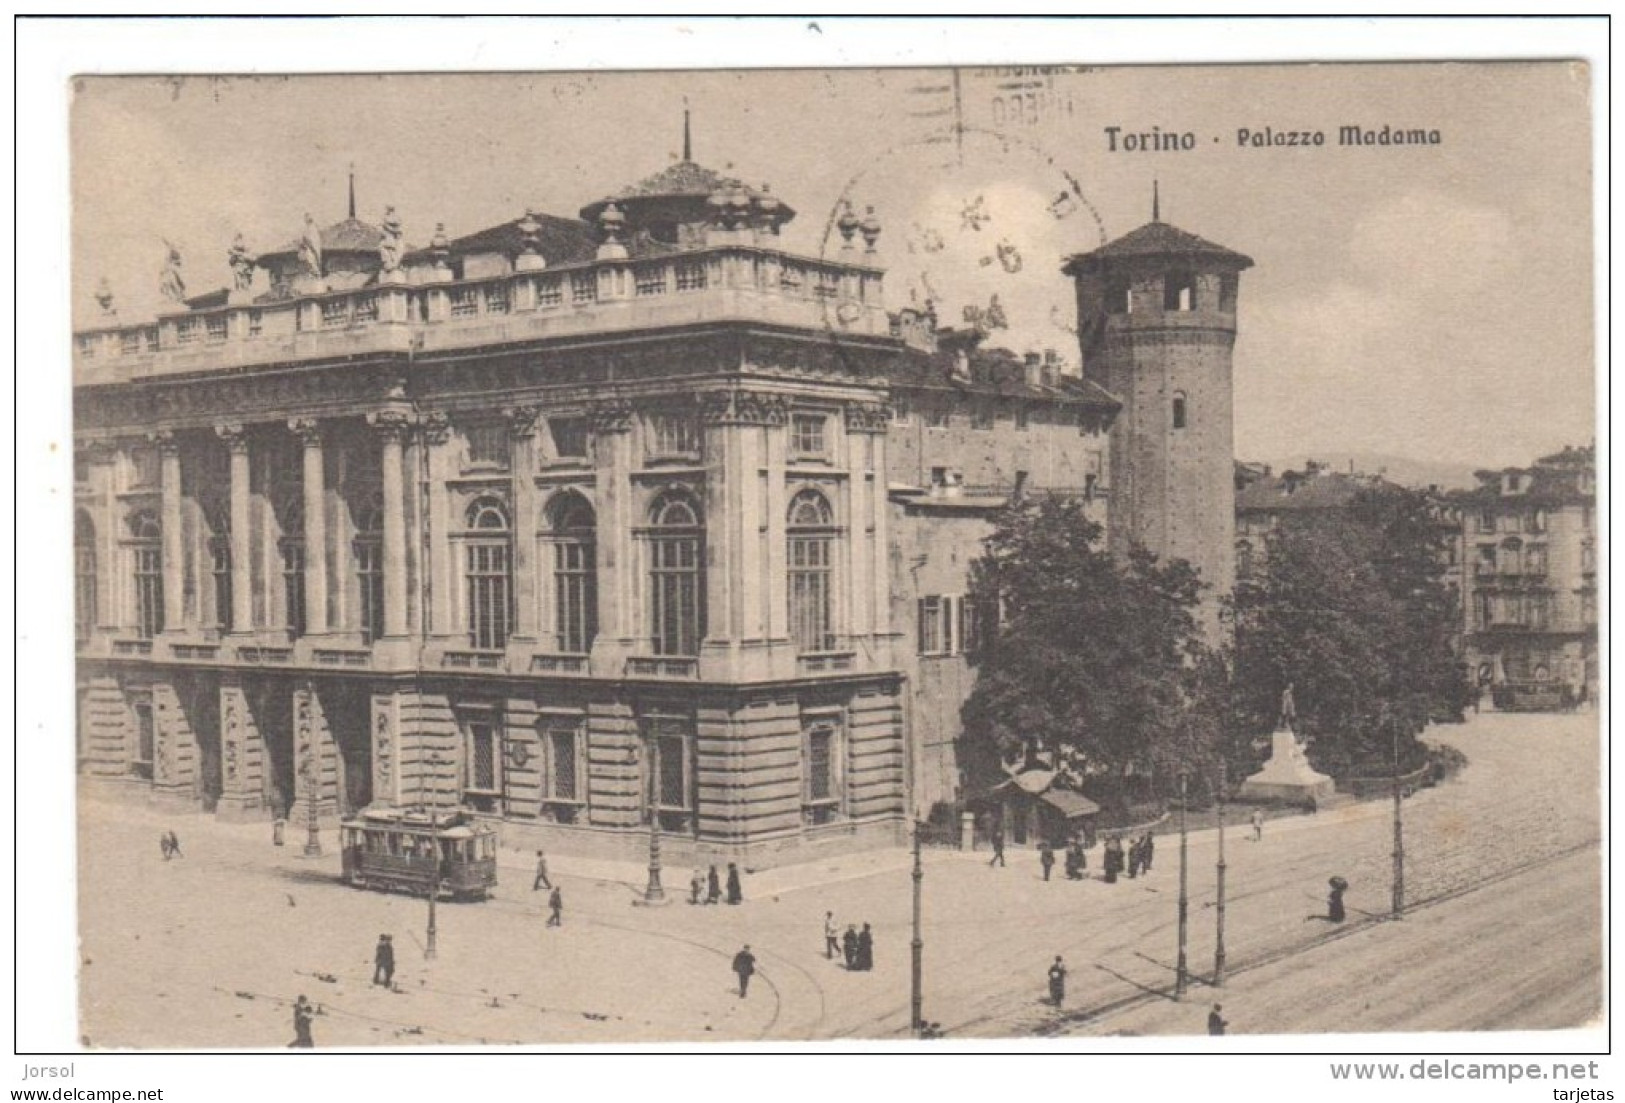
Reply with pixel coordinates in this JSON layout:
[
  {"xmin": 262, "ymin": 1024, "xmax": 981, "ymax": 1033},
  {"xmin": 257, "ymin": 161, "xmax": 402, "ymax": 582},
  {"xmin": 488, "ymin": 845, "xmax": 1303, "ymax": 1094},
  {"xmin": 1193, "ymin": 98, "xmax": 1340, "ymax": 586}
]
[
  {"xmin": 465, "ymin": 424, "xmax": 511, "ymax": 469},
  {"xmin": 791, "ymin": 413, "xmax": 828, "ymax": 459},
  {"xmin": 648, "ymin": 414, "xmax": 700, "ymax": 459},
  {"xmin": 926, "ymin": 407, "xmax": 949, "ymax": 429},
  {"xmin": 803, "ymin": 718, "xmax": 841, "ymax": 823},
  {"xmin": 450, "ymin": 288, "xmax": 480, "ymax": 318},
  {"xmin": 674, "ymin": 261, "xmax": 708, "ymax": 292},
  {"xmin": 789, "ymin": 534, "xmax": 834, "ymax": 653},
  {"xmin": 1525, "ymin": 545, "xmax": 1548, "ymax": 577},
  {"xmin": 571, "ymin": 272, "xmax": 598, "ymax": 304},
  {"xmin": 210, "ymin": 539, "xmax": 232, "ymax": 633},
  {"xmin": 917, "ymin": 595, "xmax": 966, "ymax": 656},
  {"xmin": 545, "ymin": 724, "xmax": 582, "ymax": 802},
  {"xmin": 483, "ymin": 284, "xmax": 510, "ymax": 315},
  {"xmin": 121, "ymin": 331, "xmax": 143, "ymax": 355},
  {"xmin": 548, "ymin": 417, "xmax": 590, "ymax": 461},
  {"xmin": 247, "ymin": 310, "xmax": 264, "ymax": 337},
  {"xmin": 282, "ymin": 541, "xmax": 306, "ymax": 638},
  {"xmin": 130, "ymin": 448, "xmax": 160, "ymax": 490},
  {"xmin": 917, "ymin": 596, "xmax": 942, "ymax": 655},
  {"xmin": 205, "ymin": 314, "xmax": 228, "ymax": 342},
  {"xmin": 1475, "ymin": 545, "xmax": 1497, "ymax": 576},
  {"xmin": 634, "ymin": 266, "xmax": 668, "ymax": 297},
  {"xmin": 352, "ymin": 295, "xmax": 378, "ymax": 323},
  {"xmin": 467, "ymin": 543, "xmax": 512, "ymax": 650},
  {"xmin": 1504, "ymin": 512, "xmax": 1523, "ymax": 533},
  {"xmin": 321, "ymin": 299, "xmax": 350, "ymax": 327},
  {"xmin": 1478, "ymin": 510, "xmax": 1496, "ymax": 533},
  {"xmin": 135, "ymin": 546, "xmax": 164, "ymax": 638},
  {"xmin": 650, "ymin": 534, "xmax": 701, "ymax": 655},
  {"xmin": 176, "ymin": 318, "xmax": 200, "ymax": 345},
  {"xmin": 554, "ymin": 536, "xmax": 597, "ymax": 653},
  {"xmin": 890, "ymin": 396, "xmax": 911, "ymax": 425},
  {"xmin": 537, "ymin": 277, "xmax": 564, "ymax": 307},
  {"xmin": 462, "ymin": 715, "xmax": 499, "ymax": 811},
  {"xmin": 75, "ymin": 542, "xmax": 97, "ymax": 642},
  {"xmin": 356, "ymin": 540, "xmax": 384, "ymax": 644},
  {"xmin": 131, "ymin": 701, "xmax": 155, "ymax": 780},
  {"xmin": 641, "ymin": 715, "xmax": 694, "ymax": 830}
]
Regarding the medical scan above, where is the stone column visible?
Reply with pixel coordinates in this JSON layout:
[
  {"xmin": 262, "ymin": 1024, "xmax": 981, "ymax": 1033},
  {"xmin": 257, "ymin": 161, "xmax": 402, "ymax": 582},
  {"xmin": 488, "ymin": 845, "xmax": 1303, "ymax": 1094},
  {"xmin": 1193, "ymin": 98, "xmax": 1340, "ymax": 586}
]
[
  {"xmin": 589, "ymin": 400, "xmax": 635, "ymax": 675},
  {"xmin": 506, "ymin": 405, "xmax": 540, "ymax": 641},
  {"xmin": 368, "ymin": 412, "xmax": 412, "ymax": 638},
  {"xmin": 216, "ymin": 424, "xmax": 253, "ymax": 634},
  {"xmin": 845, "ymin": 402, "xmax": 889, "ymax": 644},
  {"xmin": 153, "ymin": 430, "xmax": 185, "ymax": 633},
  {"xmin": 290, "ymin": 418, "xmax": 329, "ymax": 635}
]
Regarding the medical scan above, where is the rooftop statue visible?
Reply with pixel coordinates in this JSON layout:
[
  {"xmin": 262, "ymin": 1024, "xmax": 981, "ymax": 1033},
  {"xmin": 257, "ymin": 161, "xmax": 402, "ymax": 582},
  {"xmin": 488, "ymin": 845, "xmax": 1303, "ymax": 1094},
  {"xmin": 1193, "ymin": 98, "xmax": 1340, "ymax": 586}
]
[
  {"xmin": 299, "ymin": 213, "xmax": 323, "ymax": 279},
  {"xmin": 158, "ymin": 242, "xmax": 186, "ymax": 304},
  {"xmin": 379, "ymin": 207, "xmax": 404, "ymax": 274},
  {"xmin": 228, "ymin": 233, "xmax": 255, "ymax": 292}
]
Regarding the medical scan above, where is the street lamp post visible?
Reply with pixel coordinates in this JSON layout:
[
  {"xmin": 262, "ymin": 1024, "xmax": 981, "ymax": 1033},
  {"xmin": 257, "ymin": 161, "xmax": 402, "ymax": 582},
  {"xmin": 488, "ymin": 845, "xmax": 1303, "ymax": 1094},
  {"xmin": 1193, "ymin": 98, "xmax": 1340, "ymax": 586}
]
[
  {"xmin": 425, "ymin": 864, "xmax": 439, "ymax": 960},
  {"xmin": 633, "ymin": 742, "xmax": 668, "ymax": 907},
  {"xmin": 1214, "ymin": 761, "xmax": 1227, "ymax": 987},
  {"xmin": 1175, "ymin": 771, "xmax": 1189, "ymax": 999},
  {"xmin": 300, "ymin": 749, "xmax": 322, "ymax": 858},
  {"xmin": 1391, "ymin": 719, "xmax": 1405, "ymax": 919},
  {"xmin": 910, "ymin": 820, "xmax": 924, "ymax": 1035}
]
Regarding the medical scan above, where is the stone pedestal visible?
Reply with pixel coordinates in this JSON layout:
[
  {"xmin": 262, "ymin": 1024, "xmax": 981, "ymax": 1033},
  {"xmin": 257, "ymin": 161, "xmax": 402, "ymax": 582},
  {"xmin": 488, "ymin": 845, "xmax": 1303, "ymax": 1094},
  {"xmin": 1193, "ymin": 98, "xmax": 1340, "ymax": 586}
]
[{"xmin": 1237, "ymin": 727, "xmax": 1335, "ymax": 807}]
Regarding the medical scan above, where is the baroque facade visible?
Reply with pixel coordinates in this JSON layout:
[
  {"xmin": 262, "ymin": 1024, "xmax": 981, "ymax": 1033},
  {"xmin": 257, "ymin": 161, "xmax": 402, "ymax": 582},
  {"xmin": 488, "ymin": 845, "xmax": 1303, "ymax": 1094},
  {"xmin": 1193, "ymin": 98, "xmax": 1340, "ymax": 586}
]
[{"xmin": 72, "ymin": 151, "xmax": 1245, "ymax": 861}]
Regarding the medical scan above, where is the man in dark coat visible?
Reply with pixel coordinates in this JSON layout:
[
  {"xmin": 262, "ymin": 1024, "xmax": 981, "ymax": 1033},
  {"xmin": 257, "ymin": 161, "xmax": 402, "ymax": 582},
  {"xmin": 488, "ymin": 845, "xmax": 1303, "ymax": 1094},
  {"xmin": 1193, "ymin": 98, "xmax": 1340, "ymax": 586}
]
[
  {"xmin": 842, "ymin": 924, "xmax": 859, "ymax": 969},
  {"xmin": 732, "ymin": 944, "xmax": 756, "ymax": 998},
  {"xmin": 372, "ymin": 934, "xmax": 394, "ymax": 987},
  {"xmin": 532, "ymin": 849, "xmax": 552, "ymax": 891},
  {"xmin": 1141, "ymin": 833, "xmax": 1154, "ymax": 872},
  {"xmin": 1208, "ymin": 1003, "xmax": 1228, "ymax": 1036},
  {"xmin": 165, "ymin": 830, "xmax": 182, "ymax": 858},
  {"xmin": 289, "ymin": 995, "xmax": 315, "ymax": 1048},
  {"xmin": 1126, "ymin": 837, "xmax": 1140, "ymax": 878},
  {"xmin": 1048, "ymin": 955, "xmax": 1068, "ymax": 1006},
  {"xmin": 706, "ymin": 864, "xmax": 722, "ymax": 904},
  {"xmin": 1039, "ymin": 843, "xmax": 1055, "ymax": 882},
  {"xmin": 547, "ymin": 885, "xmax": 564, "ymax": 927},
  {"xmin": 856, "ymin": 923, "xmax": 874, "ymax": 971},
  {"xmin": 1103, "ymin": 838, "xmax": 1120, "ymax": 883},
  {"xmin": 988, "ymin": 829, "xmax": 1006, "ymax": 867},
  {"xmin": 725, "ymin": 862, "xmax": 743, "ymax": 905}
]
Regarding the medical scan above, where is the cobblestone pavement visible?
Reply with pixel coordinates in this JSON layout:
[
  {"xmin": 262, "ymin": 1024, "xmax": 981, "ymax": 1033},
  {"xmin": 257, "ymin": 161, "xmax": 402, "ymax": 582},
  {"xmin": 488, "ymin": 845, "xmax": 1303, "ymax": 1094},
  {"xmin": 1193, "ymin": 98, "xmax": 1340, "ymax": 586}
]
[{"xmin": 77, "ymin": 709, "xmax": 1600, "ymax": 1046}]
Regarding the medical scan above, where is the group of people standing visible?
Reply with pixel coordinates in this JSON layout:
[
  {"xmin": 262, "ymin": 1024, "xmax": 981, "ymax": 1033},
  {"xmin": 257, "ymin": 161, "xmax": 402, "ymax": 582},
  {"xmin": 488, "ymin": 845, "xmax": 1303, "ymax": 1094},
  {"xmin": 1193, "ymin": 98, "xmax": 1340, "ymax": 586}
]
[
  {"xmin": 822, "ymin": 912, "xmax": 875, "ymax": 971},
  {"xmin": 1101, "ymin": 833, "xmax": 1156, "ymax": 883},
  {"xmin": 1038, "ymin": 840, "xmax": 1090, "ymax": 881},
  {"xmin": 689, "ymin": 862, "xmax": 744, "ymax": 906}
]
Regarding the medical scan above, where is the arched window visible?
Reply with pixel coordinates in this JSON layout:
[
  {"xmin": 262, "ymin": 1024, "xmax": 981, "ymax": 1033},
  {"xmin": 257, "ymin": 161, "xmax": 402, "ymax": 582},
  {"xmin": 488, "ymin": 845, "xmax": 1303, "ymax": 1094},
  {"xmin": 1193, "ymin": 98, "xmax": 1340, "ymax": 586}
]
[
  {"xmin": 353, "ymin": 499, "xmax": 384, "ymax": 644},
  {"xmin": 547, "ymin": 493, "xmax": 598, "ymax": 654},
  {"xmin": 465, "ymin": 496, "xmax": 513, "ymax": 650},
  {"xmin": 787, "ymin": 489, "xmax": 836, "ymax": 653},
  {"xmin": 75, "ymin": 510, "xmax": 97, "ymax": 642},
  {"xmin": 129, "ymin": 510, "xmax": 164, "ymax": 638},
  {"xmin": 648, "ymin": 492, "xmax": 704, "ymax": 656},
  {"xmin": 1172, "ymin": 391, "xmax": 1188, "ymax": 430}
]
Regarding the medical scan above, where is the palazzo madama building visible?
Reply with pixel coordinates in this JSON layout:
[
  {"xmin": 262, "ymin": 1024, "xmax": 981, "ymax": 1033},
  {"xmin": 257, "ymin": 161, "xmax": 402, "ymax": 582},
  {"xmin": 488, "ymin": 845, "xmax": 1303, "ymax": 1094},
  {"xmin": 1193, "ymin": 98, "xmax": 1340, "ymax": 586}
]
[{"xmin": 71, "ymin": 146, "xmax": 1244, "ymax": 864}]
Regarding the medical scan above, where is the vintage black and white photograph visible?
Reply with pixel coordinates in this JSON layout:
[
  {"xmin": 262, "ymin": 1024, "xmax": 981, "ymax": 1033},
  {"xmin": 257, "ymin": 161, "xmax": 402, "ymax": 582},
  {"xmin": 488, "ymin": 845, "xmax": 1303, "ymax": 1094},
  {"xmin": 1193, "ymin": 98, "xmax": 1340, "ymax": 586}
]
[{"xmin": 48, "ymin": 36, "xmax": 1601, "ymax": 1057}]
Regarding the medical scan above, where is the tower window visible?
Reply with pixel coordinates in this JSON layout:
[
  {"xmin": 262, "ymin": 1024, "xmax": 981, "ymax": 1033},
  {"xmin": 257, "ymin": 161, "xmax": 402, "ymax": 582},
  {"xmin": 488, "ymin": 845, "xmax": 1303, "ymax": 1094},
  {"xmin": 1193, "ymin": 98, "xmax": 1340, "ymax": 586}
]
[
  {"xmin": 1172, "ymin": 392, "xmax": 1188, "ymax": 430},
  {"xmin": 1164, "ymin": 271, "xmax": 1196, "ymax": 312},
  {"xmin": 1106, "ymin": 275, "xmax": 1131, "ymax": 315}
]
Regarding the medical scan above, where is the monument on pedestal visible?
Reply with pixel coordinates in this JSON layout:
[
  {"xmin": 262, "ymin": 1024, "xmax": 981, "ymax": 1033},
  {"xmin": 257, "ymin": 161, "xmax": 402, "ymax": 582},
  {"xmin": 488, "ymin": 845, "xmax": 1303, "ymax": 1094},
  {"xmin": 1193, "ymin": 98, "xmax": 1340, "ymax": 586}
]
[{"xmin": 1237, "ymin": 685, "xmax": 1335, "ymax": 808}]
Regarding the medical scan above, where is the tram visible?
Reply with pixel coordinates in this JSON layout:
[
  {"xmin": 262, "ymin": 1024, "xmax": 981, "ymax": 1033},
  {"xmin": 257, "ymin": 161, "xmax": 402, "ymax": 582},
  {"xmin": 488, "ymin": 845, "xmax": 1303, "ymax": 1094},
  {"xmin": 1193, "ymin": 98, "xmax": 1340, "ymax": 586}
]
[{"xmin": 339, "ymin": 805, "xmax": 499, "ymax": 901}]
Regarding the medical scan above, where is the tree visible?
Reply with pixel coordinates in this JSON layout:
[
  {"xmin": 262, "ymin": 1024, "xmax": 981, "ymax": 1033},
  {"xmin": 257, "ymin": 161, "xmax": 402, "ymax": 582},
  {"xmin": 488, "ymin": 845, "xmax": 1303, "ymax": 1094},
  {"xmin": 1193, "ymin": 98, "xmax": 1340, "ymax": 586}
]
[
  {"xmin": 1232, "ymin": 484, "xmax": 1469, "ymax": 777},
  {"xmin": 960, "ymin": 494, "xmax": 1213, "ymax": 804}
]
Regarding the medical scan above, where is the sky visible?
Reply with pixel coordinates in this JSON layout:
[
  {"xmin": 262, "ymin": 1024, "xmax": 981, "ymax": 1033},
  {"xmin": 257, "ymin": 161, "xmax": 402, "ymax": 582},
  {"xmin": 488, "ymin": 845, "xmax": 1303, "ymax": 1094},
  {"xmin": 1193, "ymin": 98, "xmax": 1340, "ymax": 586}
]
[{"xmin": 70, "ymin": 62, "xmax": 1595, "ymax": 471}]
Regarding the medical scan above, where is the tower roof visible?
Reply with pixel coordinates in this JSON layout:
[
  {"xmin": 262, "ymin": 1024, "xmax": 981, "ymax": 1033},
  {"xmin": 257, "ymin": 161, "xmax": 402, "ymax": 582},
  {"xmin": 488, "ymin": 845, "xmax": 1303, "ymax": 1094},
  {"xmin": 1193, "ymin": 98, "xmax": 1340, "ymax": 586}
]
[{"xmin": 1062, "ymin": 220, "xmax": 1253, "ymax": 273}]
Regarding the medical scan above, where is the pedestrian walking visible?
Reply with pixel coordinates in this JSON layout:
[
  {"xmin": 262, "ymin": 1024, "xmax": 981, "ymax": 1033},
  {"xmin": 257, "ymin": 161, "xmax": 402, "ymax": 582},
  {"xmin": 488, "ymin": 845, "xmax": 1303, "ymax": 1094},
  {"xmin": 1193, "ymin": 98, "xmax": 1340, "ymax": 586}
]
[
  {"xmin": 856, "ymin": 923, "xmax": 874, "ymax": 971},
  {"xmin": 732, "ymin": 944, "xmax": 756, "ymax": 998},
  {"xmin": 690, "ymin": 868, "xmax": 704, "ymax": 906},
  {"xmin": 988, "ymin": 829, "xmax": 1006, "ymax": 868},
  {"xmin": 160, "ymin": 833, "xmax": 172, "ymax": 860},
  {"xmin": 1039, "ymin": 843, "xmax": 1055, "ymax": 882},
  {"xmin": 532, "ymin": 849, "xmax": 552, "ymax": 891},
  {"xmin": 372, "ymin": 933, "xmax": 395, "ymax": 987},
  {"xmin": 1250, "ymin": 809, "xmax": 1263, "ymax": 843},
  {"xmin": 289, "ymin": 995, "xmax": 315, "ymax": 1048},
  {"xmin": 1047, "ymin": 955, "xmax": 1067, "ymax": 1006},
  {"xmin": 547, "ymin": 885, "xmax": 564, "ymax": 927},
  {"xmin": 725, "ymin": 862, "xmax": 743, "ymax": 905},
  {"xmin": 1141, "ymin": 833, "xmax": 1154, "ymax": 872},
  {"xmin": 1208, "ymin": 1003, "xmax": 1228, "ymax": 1036},
  {"xmin": 165, "ymin": 830, "xmax": 183, "ymax": 858},
  {"xmin": 824, "ymin": 911, "xmax": 840, "ymax": 960},
  {"xmin": 706, "ymin": 864, "xmax": 722, "ymax": 904},
  {"xmin": 842, "ymin": 924, "xmax": 859, "ymax": 969}
]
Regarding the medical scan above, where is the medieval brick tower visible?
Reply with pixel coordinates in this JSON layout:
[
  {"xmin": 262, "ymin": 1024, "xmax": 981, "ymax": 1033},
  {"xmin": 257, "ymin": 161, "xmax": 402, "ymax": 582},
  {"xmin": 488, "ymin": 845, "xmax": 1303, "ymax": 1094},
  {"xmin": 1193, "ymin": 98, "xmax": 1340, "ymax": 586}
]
[{"xmin": 1063, "ymin": 194, "xmax": 1253, "ymax": 639}]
